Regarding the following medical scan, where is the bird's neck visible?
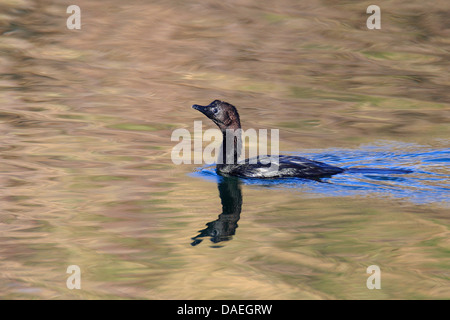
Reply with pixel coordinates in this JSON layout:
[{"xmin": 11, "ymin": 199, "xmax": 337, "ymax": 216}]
[{"xmin": 218, "ymin": 128, "xmax": 242, "ymax": 167}]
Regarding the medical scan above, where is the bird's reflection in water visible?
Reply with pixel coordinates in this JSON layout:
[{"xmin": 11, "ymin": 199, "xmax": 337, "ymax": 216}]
[{"xmin": 191, "ymin": 177, "xmax": 242, "ymax": 246}]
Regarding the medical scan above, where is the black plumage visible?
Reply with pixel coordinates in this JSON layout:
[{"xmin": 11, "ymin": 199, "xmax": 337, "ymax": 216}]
[{"xmin": 192, "ymin": 100, "xmax": 344, "ymax": 179}]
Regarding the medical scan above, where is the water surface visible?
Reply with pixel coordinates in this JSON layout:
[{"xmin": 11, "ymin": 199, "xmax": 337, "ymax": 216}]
[{"xmin": 0, "ymin": 0, "xmax": 449, "ymax": 299}]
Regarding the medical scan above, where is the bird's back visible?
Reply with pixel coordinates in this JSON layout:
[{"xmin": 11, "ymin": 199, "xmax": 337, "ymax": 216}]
[{"xmin": 217, "ymin": 155, "xmax": 344, "ymax": 179}]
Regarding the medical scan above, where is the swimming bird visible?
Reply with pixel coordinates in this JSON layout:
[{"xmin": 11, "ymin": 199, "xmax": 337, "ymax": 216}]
[{"xmin": 192, "ymin": 100, "xmax": 346, "ymax": 179}]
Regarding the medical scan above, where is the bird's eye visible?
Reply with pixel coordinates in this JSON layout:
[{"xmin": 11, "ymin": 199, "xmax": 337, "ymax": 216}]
[{"xmin": 212, "ymin": 107, "xmax": 218, "ymax": 114}]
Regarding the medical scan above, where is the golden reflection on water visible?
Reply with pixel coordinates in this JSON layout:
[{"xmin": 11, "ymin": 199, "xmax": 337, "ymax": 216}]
[{"xmin": 0, "ymin": 0, "xmax": 449, "ymax": 299}]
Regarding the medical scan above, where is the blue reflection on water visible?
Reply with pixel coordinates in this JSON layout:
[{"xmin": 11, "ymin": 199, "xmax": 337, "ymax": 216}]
[{"xmin": 191, "ymin": 142, "xmax": 449, "ymax": 206}]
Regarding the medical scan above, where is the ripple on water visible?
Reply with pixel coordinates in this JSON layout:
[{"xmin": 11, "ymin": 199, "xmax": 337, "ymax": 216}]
[{"xmin": 191, "ymin": 142, "xmax": 450, "ymax": 206}]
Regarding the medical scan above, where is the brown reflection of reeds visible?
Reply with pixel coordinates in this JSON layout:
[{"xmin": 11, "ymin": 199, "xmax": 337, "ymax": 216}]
[{"xmin": 0, "ymin": 0, "xmax": 448, "ymax": 299}]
